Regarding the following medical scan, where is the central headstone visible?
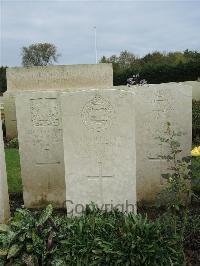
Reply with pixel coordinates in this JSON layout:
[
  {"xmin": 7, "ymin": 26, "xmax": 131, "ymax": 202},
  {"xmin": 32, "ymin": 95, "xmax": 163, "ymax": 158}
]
[{"xmin": 61, "ymin": 88, "xmax": 137, "ymax": 214}]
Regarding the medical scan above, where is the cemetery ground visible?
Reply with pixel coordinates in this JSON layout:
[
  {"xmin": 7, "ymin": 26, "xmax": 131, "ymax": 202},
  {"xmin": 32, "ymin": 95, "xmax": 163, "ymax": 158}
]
[
  {"xmin": 0, "ymin": 72, "xmax": 198, "ymax": 265},
  {"xmin": 1, "ymin": 146, "xmax": 200, "ymax": 265}
]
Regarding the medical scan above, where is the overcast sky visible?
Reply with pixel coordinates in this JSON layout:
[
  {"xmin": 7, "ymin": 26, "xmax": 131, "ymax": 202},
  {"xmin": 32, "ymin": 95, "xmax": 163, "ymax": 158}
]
[{"xmin": 1, "ymin": 0, "xmax": 200, "ymax": 67}]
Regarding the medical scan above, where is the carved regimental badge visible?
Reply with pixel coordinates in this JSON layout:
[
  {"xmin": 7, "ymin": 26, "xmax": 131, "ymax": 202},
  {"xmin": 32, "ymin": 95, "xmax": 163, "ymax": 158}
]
[
  {"xmin": 30, "ymin": 98, "xmax": 59, "ymax": 127},
  {"xmin": 82, "ymin": 95, "xmax": 113, "ymax": 132}
]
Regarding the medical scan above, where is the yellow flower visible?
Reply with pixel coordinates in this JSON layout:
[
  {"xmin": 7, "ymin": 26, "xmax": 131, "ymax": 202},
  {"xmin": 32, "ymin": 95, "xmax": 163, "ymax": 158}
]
[{"xmin": 191, "ymin": 146, "xmax": 200, "ymax": 157}]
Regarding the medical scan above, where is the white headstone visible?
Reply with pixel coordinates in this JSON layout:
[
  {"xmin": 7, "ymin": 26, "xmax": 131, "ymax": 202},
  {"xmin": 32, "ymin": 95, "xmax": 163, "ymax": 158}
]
[
  {"xmin": 15, "ymin": 91, "xmax": 65, "ymax": 208},
  {"xmin": 0, "ymin": 114, "xmax": 10, "ymax": 223},
  {"xmin": 3, "ymin": 92, "xmax": 17, "ymax": 140},
  {"xmin": 6, "ymin": 64, "xmax": 113, "ymax": 92},
  {"xmin": 134, "ymin": 83, "xmax": 192, "ymax": 202},
  {"xmin": 61, "ymin": 88, "xmax": 137, "ymax": 214}
]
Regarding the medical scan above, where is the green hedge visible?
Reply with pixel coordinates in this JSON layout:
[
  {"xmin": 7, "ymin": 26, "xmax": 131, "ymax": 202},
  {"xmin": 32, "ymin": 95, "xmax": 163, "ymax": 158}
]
[
  {"xmin": 113, "ymin": 60, "xmax": 200, "ymax": 85},
  {"xmin": 193, "ymin": 100, "xmax": 200, "ymax": 141},
  {"xmin": 0, "ymin": 66, "xmax": 7, "ymax": 93}
]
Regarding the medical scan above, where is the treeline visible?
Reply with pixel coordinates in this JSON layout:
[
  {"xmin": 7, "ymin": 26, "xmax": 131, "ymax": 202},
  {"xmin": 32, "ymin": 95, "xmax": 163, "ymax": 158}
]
[
  {"xmin": 100, "ymin": 49, "xmax": 200, "ymax": 85},
  {"xmin": 1, "ymin": 49, "xmax": 200, "ymax": 93}
]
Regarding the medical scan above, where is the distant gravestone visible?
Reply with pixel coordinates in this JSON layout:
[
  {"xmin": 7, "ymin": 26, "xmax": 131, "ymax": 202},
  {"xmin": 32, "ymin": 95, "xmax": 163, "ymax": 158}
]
[
  {"xmin": 15, "ymin": 91, "xmax": 65, "ymax": 208},
  {"xmin": 3, "ymin": 92, "xmax": 17, "ymax": 140},
  {"xmin": 6, "ymin": 64, "xmax": 113, "ymax": 91},
  {"xmin": 134, "ymin": 83, "xmax": 192, "ymax": 202},
  {"xmin": 61, "ymin": 89, "xmax": 137, "ymax": 214},
  {"xmin": 5, "ymin": 64, "xmax": 113, "ymax": 139},
  {"xmin": 184, "ymin": 81, "xmax": 200, "ymax": 100},
  {"xmin": 0, "ymin": 114, "xmax": 10, "ymax": 223}
]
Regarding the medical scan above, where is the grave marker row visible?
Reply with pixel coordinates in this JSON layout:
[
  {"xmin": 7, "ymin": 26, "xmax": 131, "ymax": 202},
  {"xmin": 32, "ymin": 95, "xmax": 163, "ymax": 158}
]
[
  {"xmin": 15, "ymin": 84, "xmax": 192, "ymax": 209},
  {"xmin": 2, "ymin": 65, "xmax": 192, "ymax": 214}
]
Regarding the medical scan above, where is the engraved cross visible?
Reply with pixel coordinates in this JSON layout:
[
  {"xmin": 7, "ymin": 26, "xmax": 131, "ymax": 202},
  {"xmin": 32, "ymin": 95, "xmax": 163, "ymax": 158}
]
[{"xmin": 87, "ymin": 162, "xmax": 114, "ymax": 203}]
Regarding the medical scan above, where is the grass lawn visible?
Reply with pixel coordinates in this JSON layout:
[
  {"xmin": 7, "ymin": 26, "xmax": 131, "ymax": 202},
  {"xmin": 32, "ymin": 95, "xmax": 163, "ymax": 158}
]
[{"xmin": 5, "ymin": 148, "xmax": 22, "ymax": 192}]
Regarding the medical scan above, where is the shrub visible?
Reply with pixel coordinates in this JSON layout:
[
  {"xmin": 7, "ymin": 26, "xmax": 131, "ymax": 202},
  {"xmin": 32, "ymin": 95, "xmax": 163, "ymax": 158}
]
[
  {"xmin": 156, "ymin": 122, "xmax": 191, "ymax": 213},
  {"xmin": 192, "ymin": 156, "xmax": 200, "ymax": 195},
  {"xmin": 6, "ymin": 138, "xmax": 19, "ymax": 149},
  {"xmin": 0, "ymin": 205, "xmax": 185, "ymax": 265},
  {"xmin": 193, "ymin": 100, "xmax": 200, "ymax": 142},
  {"xmin": 113, "ymin": 60, "xmax": 200, "ymax": 85},
  {"xmin": 0, "ymin": 66, "xmax": 7, "ymax": 93}
]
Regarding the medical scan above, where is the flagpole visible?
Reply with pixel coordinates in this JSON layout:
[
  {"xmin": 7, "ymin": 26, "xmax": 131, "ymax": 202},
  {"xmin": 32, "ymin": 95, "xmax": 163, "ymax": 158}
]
[{"xmin": 94, "ymin": 26, "xmax": 98, "ymax": 64}]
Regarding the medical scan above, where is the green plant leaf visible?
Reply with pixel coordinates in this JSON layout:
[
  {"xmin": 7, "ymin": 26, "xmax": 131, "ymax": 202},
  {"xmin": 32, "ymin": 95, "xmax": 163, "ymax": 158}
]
[
  {"xmin": 0, "ymin": 249, "xmax": 8, "ymax": 256},
  {"xmin": 161, "ymin": 173, "xmax": 171, "ymax": 179},
  {"xmin": 36, "ymin": 204, "xmax": 53, "ymax": 226},
  {"xmin": 7, "ymin": 244, "xmax": 22, "ymax": 259},
  {"xmin": 0, "ymin": 224, "xmax": 10, "ymax": 233}
]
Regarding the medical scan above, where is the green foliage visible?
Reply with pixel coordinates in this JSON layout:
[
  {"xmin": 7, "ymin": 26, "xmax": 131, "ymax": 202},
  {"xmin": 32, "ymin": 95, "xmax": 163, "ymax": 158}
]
[
  {"xmin": 0, "ymin": 205, "xmax": 185, "ymax": 265},
  {"xmin": 156, "ymin": 122, "xmax": 191, "ymax": 212},
  {"xmin": 183, "ymin": 212, "xmax": 200, "ymax": 248},
  {"xmin": 192, "ymin": 156, "xmax": 200, "ymax": 195},
  {"xmin": 6, "ymin": 138, "xmax": 19, "ymax": 149},
  {"xmin": 100, "ymin": 50, "xmax": 200, "ymax": 85},
  {"xmin": 193, "ymin": 100, "xmax": 200, "ymax": 142},
  {"xmin": 21, "ymin": 43, "xmax": 61, "ymax": 67},
  {"xmin": 0, "ymin": 66, "xmax": 7, "ymax": 93},
  {"xmin": 159, "ymin": 211, "xmax": 200, "ymax": 265},
  {"xmin": 5, "ymin": 148, "xmax": 22, "ymax": 193}
]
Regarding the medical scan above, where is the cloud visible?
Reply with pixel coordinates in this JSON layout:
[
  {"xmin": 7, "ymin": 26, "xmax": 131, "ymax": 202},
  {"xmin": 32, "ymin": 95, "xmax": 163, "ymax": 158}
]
[{"xmin": 1, "ymin": 0, "xmax": 200, "ymax": 66}]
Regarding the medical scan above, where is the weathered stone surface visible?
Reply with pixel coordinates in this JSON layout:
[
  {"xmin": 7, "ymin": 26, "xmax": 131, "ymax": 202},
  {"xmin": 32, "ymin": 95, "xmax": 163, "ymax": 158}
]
[
  {"xmin": 5, "ymin": 64, "xmax": 113, "ymax": 139},
  {"xmin": 61, "ymin": 88, "xmax": 137, "ymax": 214},
  {"xmin": 6, "ymin": 64, "xmax": 113, "ymax": 92},
  {"xmin": 184, "ymin": 81, "xmax": 200, "ymax": 100},
  {"xmin": 0, "ymin": 113, "xmax": 10, "ymax": 223},
  {"xmin": 0, "ymin": 96, "xmax": 4, "ymax": 120},
  {"xmin": 15, "ymin": 91, "xmax": 65, "ymax": 208},
  {"xmin": 133, "ymin": 83, "xmax": 192, "ymax": 202},
  {"xmin": 3, "ymin": 92, "xmax": 17, "ymax": 139}
]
